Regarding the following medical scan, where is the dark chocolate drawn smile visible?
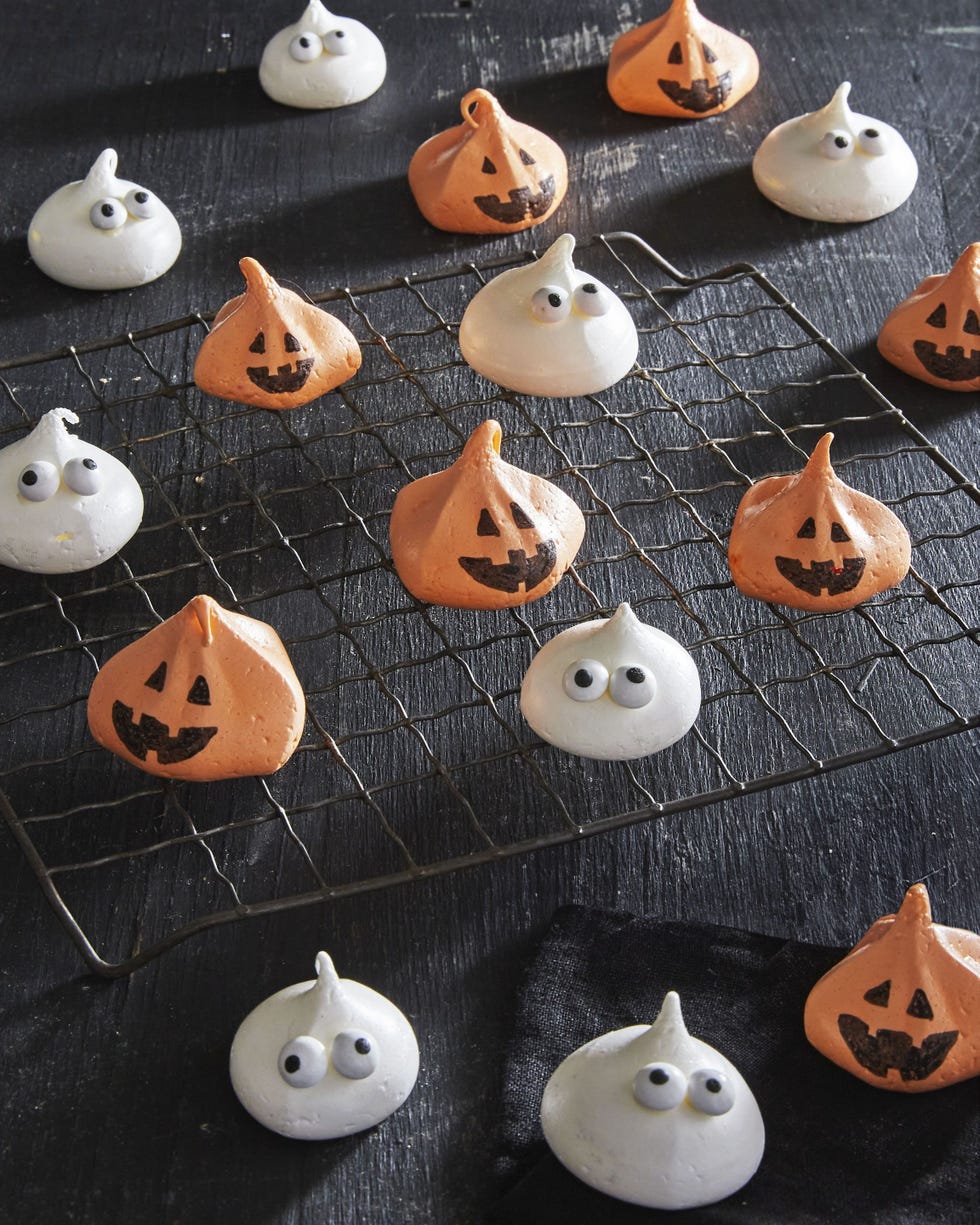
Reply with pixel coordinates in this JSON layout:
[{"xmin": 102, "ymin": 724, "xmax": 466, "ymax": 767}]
[
  {"xmin": 474, "ymin": 176, "xmax": 556, "ymax": 224},
  {"xmin": 458, "ymin": 541, "xmax": 557, "ymax": 593},
  {"xmin": 911, "ymin": 341, "xmax": 980, "ymax": 382},
  {"xmin": 657, "ymin": 72, "xmax": 733, "ymax": 113},
  {"xmin": 775, "ymin": 555, "xmax": 866, "ymax": 597},
  {"xmin": 838, "ymin": 1014, "xmax": 959, "ymax": 1081},
  {"xmin": 246, "ymin": 358, "xmax": 314, "ymax": 394},
  {"xmin": 112, "ymin": 700, "xmax": 218, "ymax": 765}
]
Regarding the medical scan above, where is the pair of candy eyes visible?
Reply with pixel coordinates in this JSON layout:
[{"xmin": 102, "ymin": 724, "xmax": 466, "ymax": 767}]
[
  {"xmin": 818, "ymin": 128, "xmax": 887, "ymax": 160},
  {"xmin": 289, "ymin": 29, "xmax": 354, "ymax": 62},
  {"xmin": 562, "ymin": 660, "xmax": 655, "ymax": 709},
  {"xmin": 18, "ymin": 457, "xmax": 101, "ymax": 501},
  {"xmin": 278, "ymin": 1030, "xmax": 377, "ymax": 1087},
  {"xmin": 89, "ymin": 190, "xmax": 159, "ymax": 231},
  {"xmin": 633, "ymin": 1063, "xmax": 735, "ymax": 1115},
  {"xmin": 531, "ymin": 283, "xmax": 612, "ymax": 323}
]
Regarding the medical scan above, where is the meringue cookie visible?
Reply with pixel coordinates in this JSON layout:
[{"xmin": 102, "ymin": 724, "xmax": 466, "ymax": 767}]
[
  {"xmin": 753, "ymin": 82, "xmax": 917, "ymax": 222},
  {"xmin": 259, "ymin": 1, "xmax": 386, "ymax": 109},
  {"xmin": 408, "ymin": 87, "xmax": 567, "ymax": 233},
  {"xmin": 520, "ymin": 603, "xmax": 701, "ymax": 760},
  {"xmin": 877, "ymin": 243, "xmax": 980, "ymax": 391},
  {"xmin": 230, "ymin": 951, "xmax": 420, "ymax": 1139},
  {"xmin": 0, "ymin": 408, "xmax": 143, "ymax": 574},
  {"xmin": 458, "ymin": 234, "xmax": 638, "ymax": 397},
  {"xmin": 28, "ymin": 149, "xmax": 181, "ymax": 290},
  {"xmin": 541, "ymin": 991, "xmax": 765, "ymax": 1209}
]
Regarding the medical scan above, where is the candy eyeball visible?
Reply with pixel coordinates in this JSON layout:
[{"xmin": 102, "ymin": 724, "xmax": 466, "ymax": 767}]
[
  {"xmin": 1, "ymin": 409, "xmax": 143, "ymax": 574},
  {"xmin": 541, "ymin": 991, "xmax": 765, "ymax": 1210},
  {"xmin": 753, "ymin": 82, "xmax": 917, "ymax": 222},
  {"xmin": 29, "ymin": 148, "xmax": 181, "ymax": 290},
  {"xmin": 230, "ymin": 951, "xmax": 419, "ymax": 1139},
  {"xmin": 521, "ymin": 603, "xmax": 700, "ymax": 760},
  {"xmin": 459, "ymin": 234, "xmax": 638, "ymax": 398},
  {"xmin": 259, "ymin": 1, "xmax": 386, "ymax": 109}
]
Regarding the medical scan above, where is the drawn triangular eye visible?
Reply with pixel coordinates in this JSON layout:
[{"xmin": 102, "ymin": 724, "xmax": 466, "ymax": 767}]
[
  {"xmin": 830, "ymin": 523, "xmax": 850, "ymax": 543},
  {"xmin": 187, "ymin": 675, "xmax": 211, "ymax": 706},
  {"xmin": 925, "ymin": 303, "xmax": 947, "ymax": 329},
  {"xmin": 797, "ymin": 517, "xmax": 816, "ymax": 539},
  {"xmin": 477, "ymin": 509, "xmax": 499, "ymax": 537},
  {"xmin": 667, "ymin": 41, "xmax": 682, "ymax": 64},
  {"xmin": 284, "ymin": 332, "xmax": 301, "ymax": 353},
  {"xmin": 964, "ymin": 309, "xmax": 980, "ymax": 336},
  {"xmin": 481, "ymin": 157, "xmax": 496, "ymax": 174},
  {"xmin": 519, "ymin": 149, "xmax": 536, "ymax": 166},
  {"xmin": 249, "ymin": 332, "xmax": 266, "ymax": 354},
  {"xmin": 907, "ymin": 988, "xmax": 933, "ymax": 1019},
  {"xmin": 144, "ymin": 662, "xmax": 167, "ymax": 692},
  {"xmin": 863, "ymin": 980, "xmax": 890, "ymax": 1007},
  {"xmin": 702, "ymin": 42, "xmax": 718, "ymax": 63},
  {"xmin": 510, "ymin": 503, "xmax": 534, "ymax": 529}
]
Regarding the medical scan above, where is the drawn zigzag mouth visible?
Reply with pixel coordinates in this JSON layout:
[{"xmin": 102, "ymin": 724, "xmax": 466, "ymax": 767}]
[
  {"xmin": 657, "ymin": 72, "xmax": 733, "ymax": 113},
  {"xmin": 247, "ymin": 358, "xmax": 315, "ymax": 394}
]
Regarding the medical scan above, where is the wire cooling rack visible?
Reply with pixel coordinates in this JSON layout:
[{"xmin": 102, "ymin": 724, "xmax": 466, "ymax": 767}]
[{"xmin": 1, "ymin": 233, "xmax": 978, "ymax": 976}]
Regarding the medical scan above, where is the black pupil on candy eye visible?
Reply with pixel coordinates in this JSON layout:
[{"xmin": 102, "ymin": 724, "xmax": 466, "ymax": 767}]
[
  {"xmin": 135, "ymin": 191, "xmax": 148, "ymax": 203},
  {"xmin": 649, "ymin": 1068, "xmax": 669, "ymax": 1085},
  {"xmin": 83, "ymin": 458, "xmax": 97, "ymax": 470},
  {"xmin": 582, "ymin": 283, "xmax": 598, "ymax": 294},
  {"xmin": 705, "ymin": 1077, "xmax": 722, "ymax": 1093},
  {"xmin": 834, "ymin": 136, "xmax": 849, "ymax": 149},
  {"xmin": 22, "ymin": 470, "xmax": 38, "ymax": 486},
  {"xmin": 667, "ymin": 41, "xmax": 682, "ymax": 64},
  {"xmin": 334, "ymin": 30, "xmax": 344, "ymax": 38},
  {"xmin": 864, "ymin": 128, "xmax": 879, "ymax": 138},
  {"xmin": 101, "ymin": 203, "xmax": 115, "ymax": 217},
  {"xmin": 249, "ymin": 332, "xmax": 265, "ymax": 354},
  {"xmin": 548, "ymin": 292, "xmax": 562, "ymax": 308},
  {"xmin": 354, "ymin": 1038, "xmax": 371, "ymax": 1055},
  {"xmin": 299, "ymin": 36, "xmax": 311, "ymax": 47},
  {"xmin": 284, "ymin": 332, "xmax": 301, "ymax": 353},
  {"xmin": 626, "ymin": 667, "xmax": 645, "ymax": 684},
  {"xmin": 574, "ymin": 669, "xmax": 593, "ymax": 689},
  {"xmin": 284, "ymin": 1055, "xmax": 301, "ymax": 1073}
]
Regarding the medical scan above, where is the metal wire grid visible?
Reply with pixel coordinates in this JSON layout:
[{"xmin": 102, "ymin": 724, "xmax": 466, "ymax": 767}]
[{"xmin": 0, "ymin": 232, "xmax": 977, "ymax": 976}]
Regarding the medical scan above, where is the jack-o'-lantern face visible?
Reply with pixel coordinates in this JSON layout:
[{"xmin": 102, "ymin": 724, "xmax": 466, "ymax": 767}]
[
  {"xmin": 87, "ymin": 596, "xmax": 306, "ymax": 781},
  {"xmin": 608, "ymin": 0, "xmax": 759, "ymax": 119},
  {"xmin": 389, "ymin": 420, "xmax": 585, "ymax": 609},
  {"xmin": 878, "ymin": 243, "xmax": 980, "ymax": 392},
  {"xmin": 194, "ymin": 257, "xmax": 361, "ymax": 410},
  {"xmin": 805, "ymin": 884, "xmax": 980, "ymax": 1092},
  {"xmin": 408, "ymin": 88, "xmax": 568, "ymax": 234},
  {"xmin": 728, "ymin": 433, "xmax": 911, "ymax": 611}
]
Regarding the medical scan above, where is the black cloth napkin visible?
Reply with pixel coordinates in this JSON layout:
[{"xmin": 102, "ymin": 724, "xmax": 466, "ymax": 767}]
[{"xmin": 488, "ymin": 906, "xmax": 980, "ymax": 1225}]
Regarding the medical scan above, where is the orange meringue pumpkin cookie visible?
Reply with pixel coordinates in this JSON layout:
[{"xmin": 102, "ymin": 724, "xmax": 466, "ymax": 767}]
[
  {"xmin": 389, "ymin": 419, "xmax": 584, "ymax": 608},
  {"xmin": 877, "ymin": 242, "xmax": 980, "ymax": 392},
  {"xmin": 804, "ymin": 884, "xmax": 980, "ymax": 1092},
  {"xmin": 728, "ymin": 433, "xmax": 911, "ymax": 611},
  {"xmin": 194, "ymin": 257, "xmax": 361, "ymax": 409},
  {"xmin": 408, "ymin": 88, "xmax": 567, "ymax": 234},
  {"xmin": 608, "ymin": 0, "xmax": 759, "ymax": 118},
  {"xmin": 88, "ymin": 595, "xmax": 306, "ymax": 781}
]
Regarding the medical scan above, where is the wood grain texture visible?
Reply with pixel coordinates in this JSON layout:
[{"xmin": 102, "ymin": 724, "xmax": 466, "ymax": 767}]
[{"xmin": 0, "ymin": 2, "xmax": 978, "ymax": 1223}]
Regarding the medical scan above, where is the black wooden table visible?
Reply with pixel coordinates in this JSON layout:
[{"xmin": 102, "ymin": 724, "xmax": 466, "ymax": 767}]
[{"xmin": 1, "ymin": 3, "xmax": 977, "ymax": 1222}]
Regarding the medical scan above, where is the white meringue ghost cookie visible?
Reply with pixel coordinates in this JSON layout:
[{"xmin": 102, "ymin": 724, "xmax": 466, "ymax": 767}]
[
  {"xmin": 520, "ymin": 603, "xmax": 700, "ymax": 760},
  {"xmin": 752, "ymin": 82, "xmax": 918, "ymax": 223},
  {"xmin": 259, "ymin": 1, "xmax": 386, "ymax": 109},
  {"xmin": 458, "ymin": 234, "xmax": 639, "ymax": 397},
  {"xmin": 0, "ymin": 409, "xmax": 143, "ymax": 574},
  {"xmin": 541, "ymin": 991, "xmax": 765, "ymax": 1210},
  {"xmin": 229, "ymin": 951, "xmax": 419, "ymax": 1139},
  {"xmin": 27, "ymin": 149, "xmax": 181, "ymax": 290}
]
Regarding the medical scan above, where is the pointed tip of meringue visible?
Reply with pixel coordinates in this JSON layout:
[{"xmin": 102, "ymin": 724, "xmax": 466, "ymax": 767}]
[
  {"xmin": 85, "ymin": 148, "xmax": 120, "ymax": 191},
  {"xmin": 462, "ymin": 419, "xmax": 503, "ymax": 461},
  {"xmin": 802, "ymin": 432, "xmax": 836, "ymax": 479},
  {"xmin": 313, "ymin": 951, "xmax": 343, "ymax": 1003},
  {"xmin": 186, "ymin": 595, "xmax": 219, "ymax": 645},
  {"xmin": 897, "ymin": 882, "xmax": 933, "ymax": 926},
  {"xmin": 240, "ymin": 256, "xmax": 279, "ymax": 303},
  {"xmin": 539, "ymin": 233, "xmax": 576, "ymax": 271},
  {"xmin": 651, "ymin": 989, "xmax": 686, "ymax": 1033}
]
